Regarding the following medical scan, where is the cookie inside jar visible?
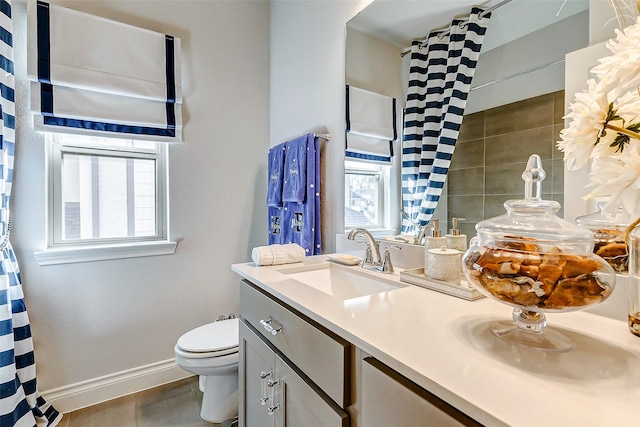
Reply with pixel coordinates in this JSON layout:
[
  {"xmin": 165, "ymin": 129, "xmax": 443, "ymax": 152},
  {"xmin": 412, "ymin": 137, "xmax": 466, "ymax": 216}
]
[
  {"xmin": 576, "ymin": 202, "xmax": 631, "ymax": 273},
  {"xmin": 465, "ymin": 236, "xmax": 614, "ymax": 310}
]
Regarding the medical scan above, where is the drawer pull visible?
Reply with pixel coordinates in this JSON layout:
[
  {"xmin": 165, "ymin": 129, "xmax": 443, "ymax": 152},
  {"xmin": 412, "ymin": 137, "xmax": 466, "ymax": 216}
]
[
  {"xmin": 268, "ymin": 404, "xmax": 280, "ymax": 415},
  {"xmin": 260, "ymin": 317, "xmax": 282, "ymax": 336},
  {"xmin": 267, "ymin": 377, "xmax": 280, "ymax": 415},
  {"xmin": 260, "ymin": 370, "xmax": 272, "ymax": 405}
]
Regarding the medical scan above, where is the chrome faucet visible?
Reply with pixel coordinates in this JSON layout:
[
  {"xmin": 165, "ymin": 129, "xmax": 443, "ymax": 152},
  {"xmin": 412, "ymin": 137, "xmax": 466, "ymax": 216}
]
[
  {"xmin": 347, "ymin": 228, "xmax": 381, "ymax": 266},
  {"xmin": 415, "ymin": 224, "xmax": 433, "ymax": 246},
  {"xmin": 347, "ymin": 228, "xmax": 400, "ymax": 274}
]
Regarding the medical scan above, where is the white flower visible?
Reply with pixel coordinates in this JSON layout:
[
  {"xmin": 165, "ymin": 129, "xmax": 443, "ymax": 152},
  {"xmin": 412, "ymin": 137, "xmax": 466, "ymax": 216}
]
[
  {"xmin": 557, "ymin": 80, "xmax": 612, "ymax": 169},
  {"xmin": 616, "ymin": 89, "xmax": 640, "ymax": 123},
  {"xmin": 587, "ymin": 141, "xmax": 640, "ymax": 219},
  {"xmin": 591, "ymin": 16, "xmax": 640, "ymax": 96},
  {"xmin": 559, "ymin": 16, "xmax": 640, "ymax": 220}
]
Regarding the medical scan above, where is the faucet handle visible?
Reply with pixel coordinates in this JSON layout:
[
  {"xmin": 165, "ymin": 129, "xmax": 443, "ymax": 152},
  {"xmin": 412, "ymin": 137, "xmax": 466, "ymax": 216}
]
[
  {"xmin": 363, "ymin": 245, "xmax": 374, "ymax": 264},
  {"xmin": 381, "ymin": 245, "xmax": 401, "ymax": 273}
]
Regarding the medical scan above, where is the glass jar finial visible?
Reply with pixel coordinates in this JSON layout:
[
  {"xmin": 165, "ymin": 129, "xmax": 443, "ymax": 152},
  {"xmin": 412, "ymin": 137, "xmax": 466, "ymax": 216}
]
[{"xmin": 522, "ymin": 154, "xmax": 546, "ymax": 200}]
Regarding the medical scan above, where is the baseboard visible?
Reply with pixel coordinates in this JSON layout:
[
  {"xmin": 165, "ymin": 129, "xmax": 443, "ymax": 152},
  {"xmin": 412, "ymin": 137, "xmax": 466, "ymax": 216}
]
[{"xmin": 41, "ymin": 359, "xmax": 193, "ymax": 414}]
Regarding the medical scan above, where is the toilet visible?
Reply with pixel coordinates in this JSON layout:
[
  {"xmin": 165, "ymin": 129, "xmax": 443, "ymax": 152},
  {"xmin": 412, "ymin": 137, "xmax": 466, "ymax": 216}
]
[{"xmin": 174, "ymin": 317, "xmax": 239, "ymax": 423}]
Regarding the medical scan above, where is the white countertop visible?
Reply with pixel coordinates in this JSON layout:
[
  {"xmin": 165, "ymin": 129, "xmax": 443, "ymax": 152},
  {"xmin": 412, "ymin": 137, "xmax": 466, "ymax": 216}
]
[{"xmin": 232, "ymin": 256, "xmax": 640, "ymax": 427}]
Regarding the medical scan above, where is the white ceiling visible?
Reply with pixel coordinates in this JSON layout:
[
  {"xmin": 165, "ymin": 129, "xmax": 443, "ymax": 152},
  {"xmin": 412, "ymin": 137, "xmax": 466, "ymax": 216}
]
[{"xmin": 348, "ymin": 0, "xmax": 589, "ymax": 52}]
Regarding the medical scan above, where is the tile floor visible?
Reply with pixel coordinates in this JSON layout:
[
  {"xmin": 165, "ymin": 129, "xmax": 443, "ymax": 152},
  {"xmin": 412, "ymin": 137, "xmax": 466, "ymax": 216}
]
[{"xmin": 56, "ymin": 376, "xmax": 237, "ymax": 427}]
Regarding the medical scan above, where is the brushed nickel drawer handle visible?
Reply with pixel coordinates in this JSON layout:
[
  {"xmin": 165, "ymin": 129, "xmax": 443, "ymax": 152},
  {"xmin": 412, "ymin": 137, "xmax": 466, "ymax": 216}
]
[{"xmin": 259, "ymin": 317, "xmax": 282, "ymax": 336}]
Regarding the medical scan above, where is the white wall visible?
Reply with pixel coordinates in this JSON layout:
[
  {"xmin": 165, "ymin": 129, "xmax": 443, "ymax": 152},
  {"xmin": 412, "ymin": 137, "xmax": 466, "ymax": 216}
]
[
  {"xmin": 270, "ymin": 0, "xmax": 372, "ymax": 253},
  {"xmin": 12, "ymin": 0, "xmax": 270, "ymax": 403},
  {"xmin": 466, "ymin": 10, "xmax": 589, "ymax": 114}
]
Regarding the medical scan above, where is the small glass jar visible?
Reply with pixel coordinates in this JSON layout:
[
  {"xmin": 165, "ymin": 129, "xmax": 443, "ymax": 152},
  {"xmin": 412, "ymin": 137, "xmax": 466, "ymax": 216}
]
[
  {"xmin": 576, "ymin": 201, "xmax": 630, "ymax": 273},
  {"xmin": 462, "ymin": 155, "xmax": 616, "ymax": 351}
]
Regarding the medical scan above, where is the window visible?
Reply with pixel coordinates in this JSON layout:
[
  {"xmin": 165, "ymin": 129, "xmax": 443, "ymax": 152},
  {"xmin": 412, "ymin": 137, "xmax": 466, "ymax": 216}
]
[
  {"xmin": 35, "ymin": 134, "xmax": 176, "ymax": 265},
  {"xmin": 344, "ymin": 160, "xmax": 390, "ymax": 231}
]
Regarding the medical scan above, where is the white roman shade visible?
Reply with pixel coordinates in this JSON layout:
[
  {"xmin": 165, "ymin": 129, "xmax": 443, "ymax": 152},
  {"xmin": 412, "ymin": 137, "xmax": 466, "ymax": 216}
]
[
  {"xmin": 346, "ymin": 85, "xmax": 397, "ymax": 163},
  {"xmin": 27, "ymin": 0, "xmax": 182, "ymax": 142}
]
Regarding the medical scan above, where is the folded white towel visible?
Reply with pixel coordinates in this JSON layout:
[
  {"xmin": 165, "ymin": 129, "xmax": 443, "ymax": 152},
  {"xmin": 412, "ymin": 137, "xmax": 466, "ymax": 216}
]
[{"xmin": 252, "ymin": 244, "xmax": 306, "ymax": 266}]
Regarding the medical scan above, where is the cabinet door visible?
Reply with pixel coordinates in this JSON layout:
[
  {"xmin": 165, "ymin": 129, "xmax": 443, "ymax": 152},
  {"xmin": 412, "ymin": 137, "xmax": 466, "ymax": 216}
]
[
  {"xmin": 239, "ymin": 320, "xmax": 275, "ymax": 427},
  {"xmin": 273, "ymin": 353, "xmax": 349, "ymax": 427},
  {"xmin": 361, "ymin": 357, "xmax": 481, "ymax": 427}
]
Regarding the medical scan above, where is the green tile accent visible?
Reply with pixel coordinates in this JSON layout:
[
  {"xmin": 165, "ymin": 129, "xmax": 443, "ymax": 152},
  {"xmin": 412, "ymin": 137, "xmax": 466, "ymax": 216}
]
[
  {"xmin": 553, "ymin": 123, "xmax": 564, "ymax": 159},
  {"xmin": 450, "ymin": 139, "xmax": 484, "ymax": 170},
  {"xmin": 444, "ymin": 90, "xmax": 566, "ymax": 230},
  {"xmin": 552, "ymin": 158, "xmax": 565, "ymax": 194},
  {"xmin": 485, "ymin": 93, "xmax": 554, "ymax": 137},
  {"xmin": 447, "ymin": 167, "xmax": 485, "ymax": 196},
  {"xmin": 554, "ymin": 90, "xmax": 566, "ymax": 125},
  {"xmin": 485, "ymin": 126, "xmax": 554, "ymax": 165},
  {"xmin": 458, "ymin": 111, "xmax": 485, "ymax": 142},
  {"xmin": 484, "ymin": 194, "xmax": 520, "ymax": 218},
  {"xmin": 447, "ymin": 195, "xmax": 484, "ymax": 222}
]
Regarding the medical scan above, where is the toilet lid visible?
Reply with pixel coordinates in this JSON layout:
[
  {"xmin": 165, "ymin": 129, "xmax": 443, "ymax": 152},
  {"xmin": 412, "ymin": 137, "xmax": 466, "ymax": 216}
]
[{"xmin": 177, "ymin": 318, "xmax": 239, "ymax": 353}]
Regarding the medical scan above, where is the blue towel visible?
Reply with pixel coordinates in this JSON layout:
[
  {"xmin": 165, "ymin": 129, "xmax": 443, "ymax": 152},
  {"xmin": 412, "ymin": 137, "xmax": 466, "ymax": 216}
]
[
  {"xmin": 282, "ymin": 134, "xmax": 320, "ymax": 254},
  {"xmin": 266, "ymin": 143, "xmax": 286, "ymax": 207},
  {"xmin": 313, "ymin": 136, "xmax": 322, "ymax": 255},
  {"xmin": 282, "ymin": 135, "xmax": 308, "ymax": 203},
  {"xmin": 268, "ymin": 206, "xmax": 284, "ymax": 245}
]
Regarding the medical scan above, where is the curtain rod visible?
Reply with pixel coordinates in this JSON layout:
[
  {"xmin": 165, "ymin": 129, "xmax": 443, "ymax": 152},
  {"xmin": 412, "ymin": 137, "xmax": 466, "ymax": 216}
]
[
  {"xmin": 470, "ymin": 57, "xmax": 565, "ymax": 91},
  {"xmin": 400, "ymin": 0, "xmax": 513, "ymax": 57}
]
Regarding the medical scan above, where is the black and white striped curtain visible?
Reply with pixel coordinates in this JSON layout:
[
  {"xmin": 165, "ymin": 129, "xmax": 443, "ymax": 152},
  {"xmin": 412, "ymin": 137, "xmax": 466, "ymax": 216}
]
[
  {"xmin": 401, "ymin": 7, "xmax": 490, "ymax": 232},
  {"xmin": 0, "ymin": 1, "xmax": 62, "ymax": 425}
]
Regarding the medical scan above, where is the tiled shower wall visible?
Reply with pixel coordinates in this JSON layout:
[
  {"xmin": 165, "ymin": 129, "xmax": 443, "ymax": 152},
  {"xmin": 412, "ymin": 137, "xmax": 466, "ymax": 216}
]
[{"xmin": 447, "ymin": 90, "xmax": 566, "ymax": 240}]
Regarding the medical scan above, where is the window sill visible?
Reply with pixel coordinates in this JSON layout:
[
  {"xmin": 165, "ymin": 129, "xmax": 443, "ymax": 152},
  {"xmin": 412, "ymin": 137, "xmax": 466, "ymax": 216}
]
[
  {"xmin": 343, "ymin": 228, "xmax": 396, "ymax": 239},
  {"xmin": 34, "ymin": 240, "xmax": 177, "ymax": 266}
]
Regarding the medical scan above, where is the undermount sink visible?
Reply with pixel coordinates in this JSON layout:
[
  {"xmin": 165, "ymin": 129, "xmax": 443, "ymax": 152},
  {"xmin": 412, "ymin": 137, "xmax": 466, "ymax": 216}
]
[{"xmin": 277, "ymin": 262, "xmax": 407, "ymax": 300}]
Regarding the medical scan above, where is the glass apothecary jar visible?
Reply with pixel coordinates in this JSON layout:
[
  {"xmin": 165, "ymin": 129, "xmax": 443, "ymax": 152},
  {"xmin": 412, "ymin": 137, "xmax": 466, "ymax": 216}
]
[
  {"xmin": 462, "ymin": 155, "xmax": 616, "ymax": 352},
  {"xmin": 576, "ymin": 200, "xmax": 630, "ymax": 273}
]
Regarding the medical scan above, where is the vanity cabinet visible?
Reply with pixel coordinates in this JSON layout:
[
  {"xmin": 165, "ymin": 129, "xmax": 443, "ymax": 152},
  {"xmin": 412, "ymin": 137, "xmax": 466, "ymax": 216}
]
[
  {"xmin": 239, "ymin": 280, "xmax": 350, "ymax": 426},
  {"xmin": 238, "ymin": 278, "xmax": 481, "ymax": 427},
  {"xmin": 360, "ymin": 357, "xmax": 481, "ymax": 427}
]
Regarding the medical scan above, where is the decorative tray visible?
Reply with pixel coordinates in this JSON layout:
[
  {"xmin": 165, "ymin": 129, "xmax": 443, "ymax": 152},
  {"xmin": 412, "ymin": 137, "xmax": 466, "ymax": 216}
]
[{"xmin": 399, "ymin": 268, "xmax": 485, "ymax": 301}]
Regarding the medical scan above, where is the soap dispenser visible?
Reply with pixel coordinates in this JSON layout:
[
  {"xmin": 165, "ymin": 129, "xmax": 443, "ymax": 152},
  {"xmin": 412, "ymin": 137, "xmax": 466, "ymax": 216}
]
[
  {"xmin": 446, "ymin": 217, "xmax": 467, "ymax": 252},
  {"xmin": 423, "ymin": 219, "xmax": 447, "ymax": 272}
]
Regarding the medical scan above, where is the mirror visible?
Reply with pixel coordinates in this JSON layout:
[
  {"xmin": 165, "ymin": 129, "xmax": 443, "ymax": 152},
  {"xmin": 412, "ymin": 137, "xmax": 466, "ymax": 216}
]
[{"xmin": 345, "ymin": 0, "xmax": 589, "ymax": 242}]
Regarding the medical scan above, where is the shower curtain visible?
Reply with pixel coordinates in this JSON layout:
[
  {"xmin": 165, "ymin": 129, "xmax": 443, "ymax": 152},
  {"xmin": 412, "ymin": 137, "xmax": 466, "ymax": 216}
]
[
  {"xmin": 0, "ymin": 1, "xmax": 62, "ymax": 426},
  {"xmin": 401, "ymin": 7, "xmax": 491, "ymax": 233}
]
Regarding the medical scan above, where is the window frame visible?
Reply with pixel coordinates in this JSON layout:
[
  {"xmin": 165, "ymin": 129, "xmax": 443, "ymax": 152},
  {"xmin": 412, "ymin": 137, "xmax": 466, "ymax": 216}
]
[
  {"xmin": 34, "ymin": 134, "xmax": 176, "ymax": 265},
  {"xmin": 344, "ymin": 160, "xmax": 392, "ymax": 234}
]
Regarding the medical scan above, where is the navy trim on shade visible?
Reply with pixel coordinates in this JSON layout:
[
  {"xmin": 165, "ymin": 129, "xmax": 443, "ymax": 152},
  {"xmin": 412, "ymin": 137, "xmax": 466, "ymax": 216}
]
[
  {"xmin": 36, "ymin": 1, "xmax": 50, "ymax": 84},
  {"xmin": 164, "ymin": 35, "xmax": 176, "ymax": 130},
  {"xmin": 42, "ymin": 116, "xmax": 176, "ymax": 137},
  {"xmin": 392, "ymin": 97, "xmax": 397, "ymax": 142},
  {"xmin": 35, "ymin": 1, "xmax": 178, "ymax": 138},
  {"xmin": 345, "ymin": 84, "xmax": 350, "ymax": 133},
  {"xmin": 345, "ymin": 150, "xmax": 391, "ymax": 164}
]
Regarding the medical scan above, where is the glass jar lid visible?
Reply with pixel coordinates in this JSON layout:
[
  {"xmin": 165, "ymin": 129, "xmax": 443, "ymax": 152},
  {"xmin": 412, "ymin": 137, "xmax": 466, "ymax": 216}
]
[{"xmin": 475, "ymin": 155, "xmax": 594, "ymax": 254}]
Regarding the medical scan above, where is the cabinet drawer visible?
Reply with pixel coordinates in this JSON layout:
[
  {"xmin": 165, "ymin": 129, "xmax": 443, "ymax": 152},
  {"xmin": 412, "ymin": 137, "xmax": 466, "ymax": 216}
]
[
  {"xmin": 361, "ymin": 357, "xmax": 482, "ymax": 427},
  {"xmin": 240, "ymin": 280, "xmax": 350, "ymax": 407},
  {"xmin": 240, "ymin": 320, "xmax": 349, "ymax": 427}
]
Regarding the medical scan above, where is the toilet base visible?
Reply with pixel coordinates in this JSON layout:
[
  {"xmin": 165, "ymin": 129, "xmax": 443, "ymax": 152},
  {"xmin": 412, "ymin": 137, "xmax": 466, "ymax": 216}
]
[{"xmin": 200, "ymin": 371, "xmax": 239, "ymax": 423}]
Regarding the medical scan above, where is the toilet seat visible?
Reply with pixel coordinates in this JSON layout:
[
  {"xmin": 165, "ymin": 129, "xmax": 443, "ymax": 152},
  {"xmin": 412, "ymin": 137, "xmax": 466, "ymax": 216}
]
[{"xmin": 176, "ymin": 318, "xmax": 239, "ymax": 358}]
